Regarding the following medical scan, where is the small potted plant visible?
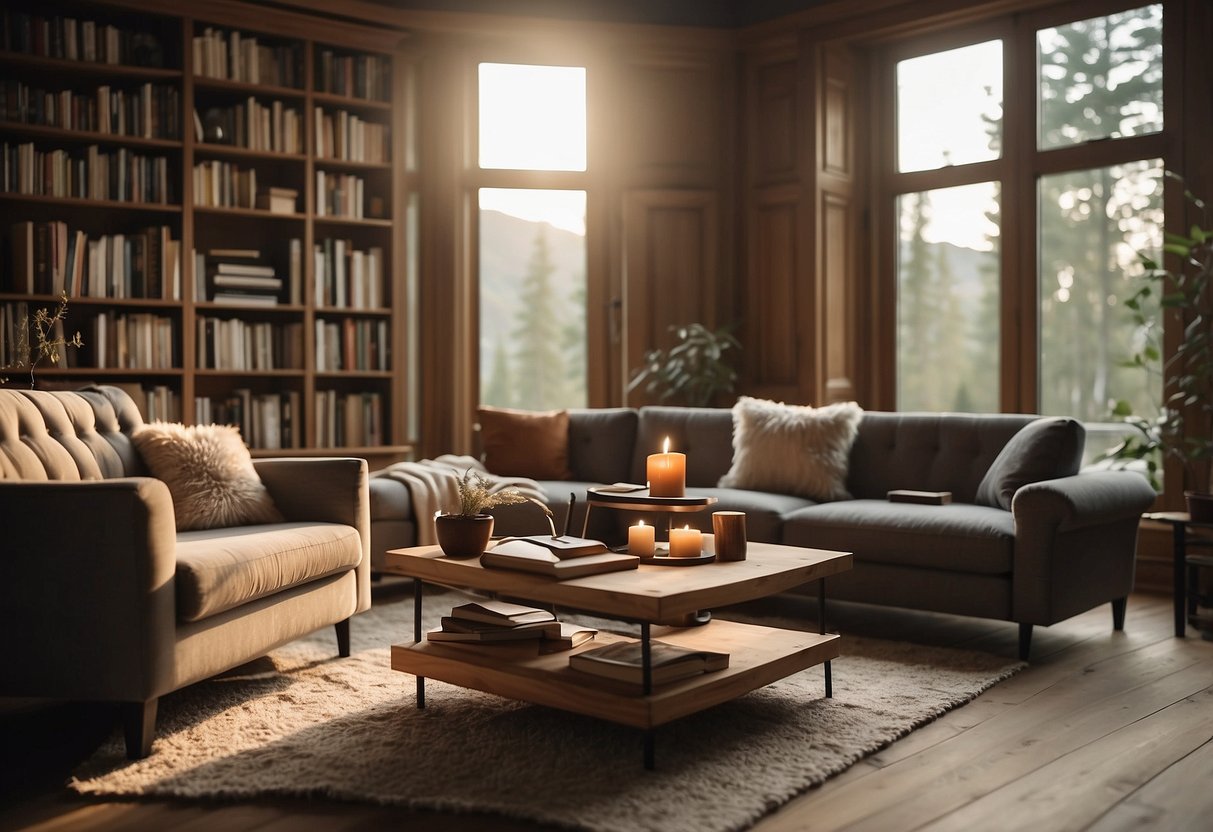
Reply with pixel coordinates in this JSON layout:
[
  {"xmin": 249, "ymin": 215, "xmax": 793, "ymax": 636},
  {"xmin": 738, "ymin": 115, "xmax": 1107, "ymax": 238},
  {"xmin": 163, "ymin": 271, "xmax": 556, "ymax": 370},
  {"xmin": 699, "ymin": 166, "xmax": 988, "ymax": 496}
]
[
  {"xmin": 1104, "ymin": 177, "xmax": 1213, "ymax": 520},
  {"xmin": 435, "ymin": 468, "xmax": 545, "ymax": 558},
  {"xmin": 627, "ymin": 322, "xmax": 741, "ymax": 407}
]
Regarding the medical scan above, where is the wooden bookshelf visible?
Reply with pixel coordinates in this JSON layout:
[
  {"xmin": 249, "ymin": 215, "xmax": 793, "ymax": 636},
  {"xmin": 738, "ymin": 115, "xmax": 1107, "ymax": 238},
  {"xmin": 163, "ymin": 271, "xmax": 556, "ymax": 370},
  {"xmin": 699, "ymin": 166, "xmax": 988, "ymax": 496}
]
[{"xmin": 0, "ymin": 0, "xmax": 412, "ymax": 468}]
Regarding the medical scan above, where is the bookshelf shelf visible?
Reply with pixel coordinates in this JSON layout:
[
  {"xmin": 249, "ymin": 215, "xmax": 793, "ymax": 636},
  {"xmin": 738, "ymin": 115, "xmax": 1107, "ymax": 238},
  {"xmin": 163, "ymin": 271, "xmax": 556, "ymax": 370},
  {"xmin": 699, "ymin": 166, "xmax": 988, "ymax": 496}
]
[
  {"xmin": 2, "ymin": 0, "xmax": 411, "ymax": 464},
  {"xmin": 0, "ymin": 123, "xmax": 183, "ymax": 150}
]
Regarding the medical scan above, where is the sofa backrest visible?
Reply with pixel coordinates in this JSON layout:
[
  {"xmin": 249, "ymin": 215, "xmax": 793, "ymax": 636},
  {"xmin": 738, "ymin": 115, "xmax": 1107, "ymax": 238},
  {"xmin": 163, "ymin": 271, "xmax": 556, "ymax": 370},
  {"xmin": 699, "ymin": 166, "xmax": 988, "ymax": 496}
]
[
  {"xmin": 629, "ymin": 406, "xmax": 736, "ymax": 487},
  {"xmin": 847, "ymin": 412, "xmax": 1040, "ymax": 502},
  {"xmin": 0, "ymin": 385, "xmax": 147, "ymax": 480},
  {"xmin": 567, "ymin": 407, "xmax": 639, "ymax": 483}
]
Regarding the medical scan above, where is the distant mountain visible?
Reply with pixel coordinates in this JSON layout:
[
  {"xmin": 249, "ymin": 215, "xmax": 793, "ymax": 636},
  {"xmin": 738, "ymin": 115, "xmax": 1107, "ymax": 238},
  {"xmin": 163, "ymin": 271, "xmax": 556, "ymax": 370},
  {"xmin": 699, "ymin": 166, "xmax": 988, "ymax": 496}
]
[
  {"xmin": 478, "ymin": 210, "xmax": 586, "ymax": 370},
  {"xmin": 898, "ymin": 239, "xmax": 997, "ymax": 300}
]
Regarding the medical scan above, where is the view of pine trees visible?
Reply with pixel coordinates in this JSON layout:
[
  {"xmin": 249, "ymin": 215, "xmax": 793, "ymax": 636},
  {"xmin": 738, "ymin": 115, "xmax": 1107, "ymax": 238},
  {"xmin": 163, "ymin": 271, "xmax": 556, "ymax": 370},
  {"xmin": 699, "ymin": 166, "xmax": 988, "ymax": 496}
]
[
  {"xmin": 897, "ymin": 5, "xmax": 1162, "ymax": 426},
  {"xmin": 479, "ymin": 212, "xmax": 586, "ymax": 410}
]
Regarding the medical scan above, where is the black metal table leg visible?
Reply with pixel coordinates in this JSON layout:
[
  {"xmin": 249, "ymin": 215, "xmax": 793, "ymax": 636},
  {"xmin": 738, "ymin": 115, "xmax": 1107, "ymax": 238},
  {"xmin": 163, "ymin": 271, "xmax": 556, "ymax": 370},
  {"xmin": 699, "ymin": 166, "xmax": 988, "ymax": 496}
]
[
  {"xmin": 643, "ymin": 730, "xmax": 655, "ymax": 770},
  {"xmin": 414, "ymin": 578, "xmax": 426, "ymax": 708},
  {"xmin": 641, "ymin": 620, "xmax": 654, "ymax": 768},
  {"xmin": 819, "ymin": 578, "xmax": 832, "ymax": 698},
  {"xmin": 1174, "ymin": 522, "xmax": 1187, "ymax": 637}
]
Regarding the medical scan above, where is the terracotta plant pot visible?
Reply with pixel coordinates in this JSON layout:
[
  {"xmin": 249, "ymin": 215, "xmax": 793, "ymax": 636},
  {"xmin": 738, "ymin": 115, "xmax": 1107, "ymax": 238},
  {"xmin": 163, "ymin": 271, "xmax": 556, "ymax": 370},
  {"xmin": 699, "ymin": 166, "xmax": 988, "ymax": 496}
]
[
  {"xmin": 1186, "ymin": 491, "xmax": 1213, "ymax": 524},
  {"xmin": 434, "ymin": 513, "xmax": 494, "ymax": 558}
]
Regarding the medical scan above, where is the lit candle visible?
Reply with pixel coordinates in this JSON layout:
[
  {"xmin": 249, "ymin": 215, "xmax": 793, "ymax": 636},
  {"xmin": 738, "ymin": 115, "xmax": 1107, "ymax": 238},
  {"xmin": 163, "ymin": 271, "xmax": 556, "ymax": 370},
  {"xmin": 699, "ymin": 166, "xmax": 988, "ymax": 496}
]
[
  {"xmin": 646, "ymin": 436, "xmax": 686, "ymax": 497},
  {"xmin": 628, "ymin": 520, "xmax": 655, "ymax": 557},
  {"xmin": 669, "ymin": 524, "xmax": 702, "ymax": 558}
]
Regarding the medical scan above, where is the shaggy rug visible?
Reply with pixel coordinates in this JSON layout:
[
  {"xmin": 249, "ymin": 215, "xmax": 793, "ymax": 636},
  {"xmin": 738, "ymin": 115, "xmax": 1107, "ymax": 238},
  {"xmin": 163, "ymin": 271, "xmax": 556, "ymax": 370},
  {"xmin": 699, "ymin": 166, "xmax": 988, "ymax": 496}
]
[{"xmin": 71, "ymin": 591, "xmax": 1023, "ymax": 832}]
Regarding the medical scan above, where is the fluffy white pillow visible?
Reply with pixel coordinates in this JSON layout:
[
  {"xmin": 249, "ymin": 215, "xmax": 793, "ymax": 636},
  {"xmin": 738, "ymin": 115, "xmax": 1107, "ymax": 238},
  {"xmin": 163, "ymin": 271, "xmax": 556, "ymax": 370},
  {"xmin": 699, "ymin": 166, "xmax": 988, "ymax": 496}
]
[
  {"xmin": 132, "ymin": 422, "xmax": 283, "ymax": 531},
  {"xmin": 718, "ymin": 397, "xmax": 863, "ymax": 501}
]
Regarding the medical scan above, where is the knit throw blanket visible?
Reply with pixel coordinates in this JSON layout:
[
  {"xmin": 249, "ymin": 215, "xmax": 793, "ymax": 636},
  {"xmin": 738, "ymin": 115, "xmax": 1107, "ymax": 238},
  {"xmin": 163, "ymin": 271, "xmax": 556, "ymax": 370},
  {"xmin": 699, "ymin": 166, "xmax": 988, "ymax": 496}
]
[{"xmin": 371, "ymin": 454, "xmax": 547, "ymax": 545}]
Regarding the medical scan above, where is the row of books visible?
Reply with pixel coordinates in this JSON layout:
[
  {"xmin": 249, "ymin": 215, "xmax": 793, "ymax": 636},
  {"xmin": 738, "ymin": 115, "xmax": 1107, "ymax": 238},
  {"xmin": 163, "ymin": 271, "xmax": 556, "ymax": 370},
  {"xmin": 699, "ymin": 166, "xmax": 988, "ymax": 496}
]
[
  {"xmin": 425, "ymin": 600, "xmax": 596, "ymax": 655},
  {"xmin": 2, "ymin": 142, "xmax": 173, "ymax": 203},
  {"xmin": 195, "ymin": 389, "xmax": 302, "ymax": 450},
  {"xmin": 6, "ymin": 222, "xmax": 181, "ymax": 300},
  {"xmin": 314, "ymin": 108, "xmax": 389, "ymax": 163},
  {"xmin": 192, "ymin": 161, "xmax": 264, "ymax": 210},
  {"xmin": 1, "ymin": 81, "xmax": 180, "ymax": 140},
  {"xmin": 0, "ymin": 11, "xmax": 166, "ymax": 67},
  {"xmin": 313, "ymin": 389, "xmax": 384, "ymax": 448},
  {"xmin": 315, "ymin": 170, "xmax": 367, "ymax": 219},
  {"xmin": 315, "ymin": 49, "xmax": 391, "ymax": 102},
  {"xmin": 192, "ymin": 28, "xmax": 302, "ymax": 89},
  {"xmin": 86, "ymin": 310, "xmax": 175, "ymax": 369},
  {"xmin": 195, "ymin": 100, "xmax": 302, "ymax": 154},
  {"xmin": 314, "ymin": 317, "xmax": 389, "ymax": 372},
  {"xmin": 195, "ymin": 317, "xmax": 304, "ymax": 371},
  {"xmin": 313, "ymin": 240, "xmax": 384, "ymax": 309}
]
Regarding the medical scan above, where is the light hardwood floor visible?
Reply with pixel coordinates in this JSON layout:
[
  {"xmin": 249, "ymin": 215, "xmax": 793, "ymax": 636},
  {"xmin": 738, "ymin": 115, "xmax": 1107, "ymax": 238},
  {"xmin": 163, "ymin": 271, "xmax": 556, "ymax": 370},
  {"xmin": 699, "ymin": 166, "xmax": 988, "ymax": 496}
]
[{"xmin": 2, "ymin": 589, "xmax": 1211, "ymax": 832}]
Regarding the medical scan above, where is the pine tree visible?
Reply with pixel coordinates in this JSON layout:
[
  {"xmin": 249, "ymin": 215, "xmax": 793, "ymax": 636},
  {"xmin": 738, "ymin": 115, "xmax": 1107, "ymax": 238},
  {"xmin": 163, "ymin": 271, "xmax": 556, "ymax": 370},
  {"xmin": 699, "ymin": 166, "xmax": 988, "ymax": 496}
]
[
  {"xmin": 509, "ymin": 227, "xmax": 568, "ymax": 410},
  {"xmin": 482, "ymin": 337, "xmax": 516, "ymax": 408}
]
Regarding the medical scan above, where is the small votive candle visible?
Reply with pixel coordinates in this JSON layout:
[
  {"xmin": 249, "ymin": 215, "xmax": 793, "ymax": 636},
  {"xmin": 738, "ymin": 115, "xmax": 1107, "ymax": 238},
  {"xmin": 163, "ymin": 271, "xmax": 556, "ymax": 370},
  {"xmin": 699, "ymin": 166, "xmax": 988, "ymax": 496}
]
[
  {"xmin": 647, "ymin": 436, "xmax": 686, "ymax": 497},
  {"xmin": 669, "ymin": 524, "xmax": 703, "ymax": 558},
  {"xmin": 628, "ymin": 520, "xmax": 655, "ymax": 557}
]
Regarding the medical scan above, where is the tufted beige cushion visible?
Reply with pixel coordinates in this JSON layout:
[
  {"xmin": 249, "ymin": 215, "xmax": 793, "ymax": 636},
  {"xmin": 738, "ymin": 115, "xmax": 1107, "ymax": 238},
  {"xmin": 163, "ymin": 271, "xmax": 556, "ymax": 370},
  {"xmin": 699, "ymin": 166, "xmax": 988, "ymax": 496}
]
[
  {"xmin": 132, "ymin": 422, "xmax": 283, "ymax": 531},
  {"xmin": 0, "ymin": 388, "xmax": 145, "ymax": 480},
  {"xmin": 718, "ymin": 397, "xmax": 863, "ymax": 501}
]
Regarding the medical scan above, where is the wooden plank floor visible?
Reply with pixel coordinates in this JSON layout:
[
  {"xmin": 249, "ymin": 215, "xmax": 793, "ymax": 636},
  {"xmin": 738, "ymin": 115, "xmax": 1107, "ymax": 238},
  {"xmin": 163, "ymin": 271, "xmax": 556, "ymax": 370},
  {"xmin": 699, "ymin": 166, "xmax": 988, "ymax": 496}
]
[{"xmin": 2, "ymin": 590, "xmax": 1211, "ymax": 832}]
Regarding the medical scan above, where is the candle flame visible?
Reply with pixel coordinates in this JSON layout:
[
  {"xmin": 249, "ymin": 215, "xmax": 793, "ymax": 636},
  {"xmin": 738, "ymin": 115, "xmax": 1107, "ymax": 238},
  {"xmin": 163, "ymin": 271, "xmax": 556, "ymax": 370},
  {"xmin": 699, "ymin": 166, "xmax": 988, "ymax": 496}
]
[
  {"xmin": 684, "ymin": 524, "xmax": 690, "ymax": 530},
  {"xmin": 637, "ymin": 520, "xmax": 645, "ymax": 527},
  {"xmin": 662, "ymin": 436, "xmax": 670, "ymax": 454}
]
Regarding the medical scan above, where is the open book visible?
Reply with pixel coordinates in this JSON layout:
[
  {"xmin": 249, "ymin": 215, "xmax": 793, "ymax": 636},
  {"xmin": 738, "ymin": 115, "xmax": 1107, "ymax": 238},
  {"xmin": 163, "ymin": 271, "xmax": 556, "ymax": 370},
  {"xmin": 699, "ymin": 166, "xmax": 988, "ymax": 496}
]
[
  {"xmin": 491, "ymin": 535, "xmax": 609, "ymax": 559},
  {"xmin": 481, "ymin": 541, "xmax": 638, "ymax": 579},
  {"xmin": 448, "ymin": 600, "xmax": 555, "ymax": 626},
  {"xmin": 568, "ymin": 640, "xmax": 729, "ymax": 685}
]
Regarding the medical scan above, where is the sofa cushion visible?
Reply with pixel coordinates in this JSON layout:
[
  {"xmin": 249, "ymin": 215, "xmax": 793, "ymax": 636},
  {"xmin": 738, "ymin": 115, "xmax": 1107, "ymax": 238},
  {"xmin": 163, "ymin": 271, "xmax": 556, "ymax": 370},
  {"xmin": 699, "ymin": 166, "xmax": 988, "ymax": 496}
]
[
  {"xmin": 782, "ymin": 500, "xmax": 1015, "ymax": 575},
  {"xmin": 478, "ymin": 406, "xmax": 572, "ymax": 481},
  {"xmin": 630, "ymin": 406, "xmax": 738, "ymax": 487},
  {"xmin": 132, "ymin": 422, "xmax": 284, "ymax": 531},
  {"xmin": 664, "ymin": 487, "xmax": 814, "ymax": 543},
  {"xmin": 175, "ymin": 522, "xmax": 362, "ymax": 622},
  {"xmin": 975, "ymin": 417, "xmax": 1085, "ymax": 510},
  {"xmin": 568, "ymin": 408, "xmax": 638, "ymax": 484},
  {"xmin": 718, "ymin": 397, "xmax": 862, "ymax": 501}
]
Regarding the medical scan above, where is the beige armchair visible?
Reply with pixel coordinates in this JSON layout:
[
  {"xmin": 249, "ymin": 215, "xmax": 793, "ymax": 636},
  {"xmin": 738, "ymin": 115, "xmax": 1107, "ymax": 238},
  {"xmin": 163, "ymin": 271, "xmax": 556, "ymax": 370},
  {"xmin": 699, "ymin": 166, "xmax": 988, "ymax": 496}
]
[{"xmin": 0, "ymin": 385, "xmax": 370, "ymax": 758}]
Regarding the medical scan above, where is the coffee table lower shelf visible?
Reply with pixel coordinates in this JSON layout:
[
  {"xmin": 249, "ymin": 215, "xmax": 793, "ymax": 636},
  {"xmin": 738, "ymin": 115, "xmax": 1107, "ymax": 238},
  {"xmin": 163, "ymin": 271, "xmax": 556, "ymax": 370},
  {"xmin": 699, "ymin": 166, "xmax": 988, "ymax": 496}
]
[{"xmin": 390, "ymin": 618, "xmax": 840, "ymax": 730}]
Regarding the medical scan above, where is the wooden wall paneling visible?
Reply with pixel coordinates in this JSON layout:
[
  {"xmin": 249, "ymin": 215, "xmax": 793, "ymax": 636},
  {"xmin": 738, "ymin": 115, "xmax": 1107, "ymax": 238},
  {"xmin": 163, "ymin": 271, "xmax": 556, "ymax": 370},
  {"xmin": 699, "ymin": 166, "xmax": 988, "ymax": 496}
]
[
  {"xmin": 745, "ymin": 185, "xmax": 803, "ymax": 401},
  {"xmin": 812, "ymin": 41, "xmax": 860, "ymax": 405},
  {"xmin": 621, "ymin": 190, "xmax": 718, "ymax": 405},
  {"xmin": 751, "ymin": 56, "xmax": 800, "ymax": 185}
]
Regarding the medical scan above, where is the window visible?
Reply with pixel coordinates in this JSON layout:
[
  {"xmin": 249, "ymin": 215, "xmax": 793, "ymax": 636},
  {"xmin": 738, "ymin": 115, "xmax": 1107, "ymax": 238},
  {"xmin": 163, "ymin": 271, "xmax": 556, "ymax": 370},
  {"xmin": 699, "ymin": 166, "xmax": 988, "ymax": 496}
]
[
  {"xmin": 475, "ymin": 63, "xmax": 588, "ymax": 410},
  {"xmin": 886, "ymin": 3, "xmax": 1166, "ymax": 458}
]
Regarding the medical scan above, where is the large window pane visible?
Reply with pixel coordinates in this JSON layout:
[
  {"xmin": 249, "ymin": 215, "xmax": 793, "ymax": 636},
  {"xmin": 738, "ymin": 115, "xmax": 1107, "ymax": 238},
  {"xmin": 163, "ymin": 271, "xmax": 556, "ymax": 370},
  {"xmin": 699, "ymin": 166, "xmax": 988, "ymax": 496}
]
[
  {"xmin": 479, "ymin": 63, "xmax": 586, "ymax": 171},
  {"xmin": 897, "ymin": 183, "xmax": 1001, "ymax": 412},
  {"xmin": 897, "ymin": 40, "xmax": 1002, "ymax": 173},
  {"xmin": 479, "ymin": 189, "xmax": 586, "ymax": 410},
  {"xmin": 1038, "ymin": 160, "xmax": 1163, "ymax": 455},
  {"xmin": 1037, "ymin": 5, "xmax": 1162, "ymax": 150}
]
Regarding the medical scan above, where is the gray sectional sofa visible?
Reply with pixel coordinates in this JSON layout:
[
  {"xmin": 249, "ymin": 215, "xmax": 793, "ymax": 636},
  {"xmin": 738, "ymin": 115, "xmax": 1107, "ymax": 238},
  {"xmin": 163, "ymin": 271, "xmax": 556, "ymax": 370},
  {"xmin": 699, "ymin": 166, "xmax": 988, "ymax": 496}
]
[{"xmin": 370, "ymin": 405, "xmax": 1157, "ymax": 659}]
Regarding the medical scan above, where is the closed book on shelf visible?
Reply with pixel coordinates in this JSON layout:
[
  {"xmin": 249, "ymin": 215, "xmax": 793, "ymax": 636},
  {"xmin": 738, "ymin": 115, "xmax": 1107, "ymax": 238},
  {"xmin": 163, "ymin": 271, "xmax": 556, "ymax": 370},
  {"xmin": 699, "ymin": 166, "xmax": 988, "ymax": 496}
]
[
  {"xmin": 428, "ymin": 620, "xmax": 561, "ymax": 642},
  {"xmin": 448, "ymin": 600, "xmax": 555, "ymax": 627},
  {"xmin": 568, "ymin": 640, "xmax": 729, "ymax": 686},
  {"xmin": 479, "ymin": 546, "xmax": 639, "ymax": 580}
]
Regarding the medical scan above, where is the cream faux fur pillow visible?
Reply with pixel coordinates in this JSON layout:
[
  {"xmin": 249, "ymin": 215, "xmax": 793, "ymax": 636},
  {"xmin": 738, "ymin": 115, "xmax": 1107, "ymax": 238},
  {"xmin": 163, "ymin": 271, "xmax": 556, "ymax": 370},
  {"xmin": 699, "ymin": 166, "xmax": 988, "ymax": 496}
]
[
  {"xmin": 132, "ymin": 422, "xmax": 283, "ymax": 531},
  {"xmin": 718, "ymin": 397, "xmax": 863, "ymax": 501}
]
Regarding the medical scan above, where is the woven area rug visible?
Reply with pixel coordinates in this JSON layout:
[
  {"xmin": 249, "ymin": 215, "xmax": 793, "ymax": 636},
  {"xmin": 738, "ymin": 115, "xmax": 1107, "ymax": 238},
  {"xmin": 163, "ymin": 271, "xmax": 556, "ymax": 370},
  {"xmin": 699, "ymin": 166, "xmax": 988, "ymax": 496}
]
[{"xmin": 71, "ymin": 590, "xmax": 1023, "ymax": 832}]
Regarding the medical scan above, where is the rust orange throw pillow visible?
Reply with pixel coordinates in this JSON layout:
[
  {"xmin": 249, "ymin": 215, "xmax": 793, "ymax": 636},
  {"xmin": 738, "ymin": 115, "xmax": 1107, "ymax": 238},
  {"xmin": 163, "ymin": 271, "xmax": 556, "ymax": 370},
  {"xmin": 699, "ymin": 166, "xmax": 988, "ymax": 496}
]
[{"xmin": 478, "ymin": 406, "xmax": 572, "ymax": 480}]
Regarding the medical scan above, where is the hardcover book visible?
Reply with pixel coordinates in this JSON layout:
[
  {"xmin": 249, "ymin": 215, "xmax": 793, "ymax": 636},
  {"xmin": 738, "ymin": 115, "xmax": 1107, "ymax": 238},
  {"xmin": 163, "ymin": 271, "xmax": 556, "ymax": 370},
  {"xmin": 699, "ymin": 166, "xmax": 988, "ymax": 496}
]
[
  {"xmin": 568, "ymin": 640, "xmax": 729, "ymax": 686},
  {"xmin": 479, "ymin": 546, "xmax": 639, "ymax": 579},
  {"xmin": 448, "ymin": 600, "xmax": 555, "ymax": 627}
]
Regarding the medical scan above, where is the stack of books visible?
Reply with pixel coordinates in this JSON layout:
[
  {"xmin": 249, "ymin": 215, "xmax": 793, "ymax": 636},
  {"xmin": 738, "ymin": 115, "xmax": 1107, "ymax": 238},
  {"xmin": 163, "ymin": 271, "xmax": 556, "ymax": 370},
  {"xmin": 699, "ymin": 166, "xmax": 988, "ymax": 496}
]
[
  {"xmin": 426, "ymin": 600, "xmax": 596, "ymax": 655},
  {"xmin": 205, "ymin": 247, "xmax": 282, "ymax": 306}
]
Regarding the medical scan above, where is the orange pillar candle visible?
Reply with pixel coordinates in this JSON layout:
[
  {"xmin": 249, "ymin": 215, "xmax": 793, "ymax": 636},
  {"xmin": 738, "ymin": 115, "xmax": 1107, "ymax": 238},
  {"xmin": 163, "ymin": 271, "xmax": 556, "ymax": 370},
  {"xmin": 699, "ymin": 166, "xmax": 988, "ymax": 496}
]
[
  {"xmin": 668, "ymin": 524, "xmax": 703, "ymax": 558},
  {"xmin": 628, "ymin": 520, "xmax": 655, "ymax": 557},
  {"xmin": 646, "ymin": 437, "xmax": 686, "ymax": 497}
]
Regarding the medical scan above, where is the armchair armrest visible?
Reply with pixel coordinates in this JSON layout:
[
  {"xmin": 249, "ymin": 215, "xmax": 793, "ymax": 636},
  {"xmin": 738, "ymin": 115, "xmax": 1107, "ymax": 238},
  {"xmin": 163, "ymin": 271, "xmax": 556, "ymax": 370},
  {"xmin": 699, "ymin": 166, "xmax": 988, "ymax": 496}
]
[
  {"xmin": 0, "ymin": 478, "xmax": 177, "ymax": 702},
  {"xmin": 254, "ymin": 457, "xmax": 371, "ymax": 612},
  {"xmin": 1010, "ymin": 471, "xmax": 1156, "ymax": 625}
]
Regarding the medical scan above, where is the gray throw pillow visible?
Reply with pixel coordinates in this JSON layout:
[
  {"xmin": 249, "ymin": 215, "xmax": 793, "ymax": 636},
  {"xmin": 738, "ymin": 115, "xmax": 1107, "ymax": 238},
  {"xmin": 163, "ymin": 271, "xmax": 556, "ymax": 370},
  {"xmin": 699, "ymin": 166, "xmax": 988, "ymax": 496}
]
[{"xmin": 975, "ymin": 417, "xmax": 1085, "ymax": 510}]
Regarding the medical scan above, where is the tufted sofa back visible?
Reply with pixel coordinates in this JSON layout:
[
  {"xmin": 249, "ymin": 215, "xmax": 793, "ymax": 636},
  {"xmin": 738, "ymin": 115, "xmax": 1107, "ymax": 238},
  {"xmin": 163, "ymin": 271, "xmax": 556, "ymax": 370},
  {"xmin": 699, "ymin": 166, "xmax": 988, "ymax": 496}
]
[{"xmin": 0, "ymin": 385, "xmax": 147, "ymax": 480}]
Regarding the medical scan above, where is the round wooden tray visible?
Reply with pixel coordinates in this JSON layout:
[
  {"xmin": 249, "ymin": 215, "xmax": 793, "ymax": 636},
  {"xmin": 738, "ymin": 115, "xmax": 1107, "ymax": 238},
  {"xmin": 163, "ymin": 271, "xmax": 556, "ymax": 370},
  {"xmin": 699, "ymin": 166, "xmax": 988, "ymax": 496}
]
[{"xmin": 587, "ymin": 487, "xmax": 718, "ymax": 512}]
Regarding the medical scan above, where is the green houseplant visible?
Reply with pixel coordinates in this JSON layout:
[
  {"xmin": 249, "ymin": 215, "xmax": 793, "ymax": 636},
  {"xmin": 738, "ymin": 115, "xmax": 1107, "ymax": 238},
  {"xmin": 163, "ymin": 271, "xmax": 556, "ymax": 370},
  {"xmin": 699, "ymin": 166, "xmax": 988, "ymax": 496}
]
[
  {"xmin": 1103, "ymin": 179, "xmax": 1213, "ymax": 520},
  {"xmin": 627, "ymin": 322, "xmax": 741, "ymax": 407},
  {"xmin": 434, "ymin": 468, "xmax": 552, "ymax": 558}
]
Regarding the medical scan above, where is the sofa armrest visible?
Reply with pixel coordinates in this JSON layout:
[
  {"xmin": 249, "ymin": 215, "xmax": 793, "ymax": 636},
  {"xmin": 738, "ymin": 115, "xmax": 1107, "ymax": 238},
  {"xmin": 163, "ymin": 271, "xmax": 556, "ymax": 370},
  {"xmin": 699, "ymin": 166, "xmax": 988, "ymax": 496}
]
[
  {"xmin": 1010, "ymin": 471, "xmax": 1156, "ymax": 625},
  {"xmin": 1012, "ymin": 471, "xmax": 1157, "ymax": 532},
  {"xmin": 0, "ymin": 478, "xmax": 177, "ymax": 702},
  {"xmin": 254, "ymin": 457, "xmax": 371, "ymax": 613}
]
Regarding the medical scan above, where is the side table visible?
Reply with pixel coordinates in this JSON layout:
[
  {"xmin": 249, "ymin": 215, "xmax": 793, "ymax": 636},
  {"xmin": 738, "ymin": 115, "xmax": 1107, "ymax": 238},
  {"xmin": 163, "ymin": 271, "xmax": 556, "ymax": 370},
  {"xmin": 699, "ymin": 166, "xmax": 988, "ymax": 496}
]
[{"xmin": 1144, "ymin": 511, "xmax": 1213, "ymax": 637}]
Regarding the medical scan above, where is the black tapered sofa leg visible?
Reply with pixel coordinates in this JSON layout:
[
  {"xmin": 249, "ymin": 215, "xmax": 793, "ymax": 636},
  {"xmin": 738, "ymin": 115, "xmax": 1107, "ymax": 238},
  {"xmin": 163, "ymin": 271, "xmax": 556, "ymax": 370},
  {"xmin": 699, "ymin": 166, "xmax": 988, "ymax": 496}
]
[
  {"xmin": 122, "ymin": 698, "xmax": 158, "ymax": 759},
  {"xmin": 1111, "ymin": 596, "xmax": 1127, "ymax": 631},
  {"xmin": 1018, "ymin": 623, "xmax": 1033, "ymax": 661},
  {"xmin": 336, "ymin": 618, "xmax": 351, "ymax": 657}
]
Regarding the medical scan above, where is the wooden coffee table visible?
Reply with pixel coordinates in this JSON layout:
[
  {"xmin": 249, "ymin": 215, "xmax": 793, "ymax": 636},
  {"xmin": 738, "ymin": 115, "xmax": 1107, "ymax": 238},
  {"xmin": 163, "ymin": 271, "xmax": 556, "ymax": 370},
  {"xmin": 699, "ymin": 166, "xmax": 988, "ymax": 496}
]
[{"xmin": 383, "ymin": 540, "xmax": 852, "ymax": 768}]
